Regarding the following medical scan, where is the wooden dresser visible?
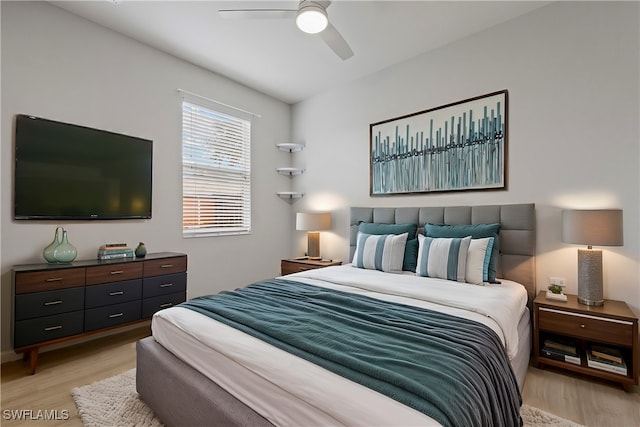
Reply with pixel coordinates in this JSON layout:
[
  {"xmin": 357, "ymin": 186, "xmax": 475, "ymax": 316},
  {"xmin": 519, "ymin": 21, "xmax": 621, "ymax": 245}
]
[{"xmin": 12, "ymin": 252, "xmax": 187, "ymax": 374}]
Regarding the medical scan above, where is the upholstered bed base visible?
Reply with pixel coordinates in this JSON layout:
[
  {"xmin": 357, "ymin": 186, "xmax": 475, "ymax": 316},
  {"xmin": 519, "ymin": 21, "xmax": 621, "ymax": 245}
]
[{"xmin": 136, "ymin": 336, "xmax": 273, "ymax": 427}]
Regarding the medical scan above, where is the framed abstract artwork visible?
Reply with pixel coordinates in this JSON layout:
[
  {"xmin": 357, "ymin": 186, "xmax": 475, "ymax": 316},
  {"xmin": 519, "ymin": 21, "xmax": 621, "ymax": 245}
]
[{"xmin": 370, "ymin": 90, "xmax": 508, "ymax": 196}]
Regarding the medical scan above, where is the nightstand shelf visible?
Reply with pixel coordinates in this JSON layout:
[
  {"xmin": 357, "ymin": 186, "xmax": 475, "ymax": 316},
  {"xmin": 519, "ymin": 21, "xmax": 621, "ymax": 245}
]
[
  {"xmin": 533, "ymin": 291, "xmax": 638, "ymax": 391},
  {"xmin": 281, "ymin": 258, "xmax": 342, "ymax": 276}
]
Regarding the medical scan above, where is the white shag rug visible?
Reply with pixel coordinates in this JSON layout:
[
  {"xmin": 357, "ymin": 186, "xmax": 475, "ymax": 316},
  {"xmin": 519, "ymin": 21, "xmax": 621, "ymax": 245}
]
[{"xmin": 72, "ymin": 369, "xmax": 584, "ymax": 427}]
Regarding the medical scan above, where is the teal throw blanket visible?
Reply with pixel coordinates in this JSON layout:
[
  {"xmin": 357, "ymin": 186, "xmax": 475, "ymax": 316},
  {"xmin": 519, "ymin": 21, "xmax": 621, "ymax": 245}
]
[{"xmin": 181, "ymin": 279, "xmax": 522, "ymax": 427}]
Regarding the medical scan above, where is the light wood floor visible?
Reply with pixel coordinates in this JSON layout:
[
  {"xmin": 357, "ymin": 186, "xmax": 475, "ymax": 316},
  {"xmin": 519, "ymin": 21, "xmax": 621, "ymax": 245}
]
[{"xmin": 1, "ymin": 328, "xmax": 638, "ymax": 427}]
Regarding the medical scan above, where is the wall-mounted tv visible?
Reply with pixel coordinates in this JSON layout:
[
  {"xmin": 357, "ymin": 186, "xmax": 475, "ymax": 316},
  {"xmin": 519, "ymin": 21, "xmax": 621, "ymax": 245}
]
[{"xmin": 14, "ymin": 114, "xmax": 152, "ymax": 220}]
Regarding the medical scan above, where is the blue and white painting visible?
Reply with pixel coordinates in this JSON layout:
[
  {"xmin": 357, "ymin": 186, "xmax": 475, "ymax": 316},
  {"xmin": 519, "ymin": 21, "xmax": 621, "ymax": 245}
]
[{"xmin": 370, "ymin": 90, "xmax": 507, "ymax": 195}]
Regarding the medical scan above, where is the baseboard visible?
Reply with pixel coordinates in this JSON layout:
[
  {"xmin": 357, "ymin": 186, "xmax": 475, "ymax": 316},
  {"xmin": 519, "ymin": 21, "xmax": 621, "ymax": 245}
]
[{"xmin": 1, "ymin": 349, "xmax": 21, "ymax": 364}]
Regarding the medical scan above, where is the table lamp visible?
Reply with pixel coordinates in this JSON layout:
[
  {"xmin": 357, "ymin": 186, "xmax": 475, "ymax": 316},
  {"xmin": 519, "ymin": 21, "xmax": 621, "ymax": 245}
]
[
  {"xmin": 561, "ymin": 209, "xmax": 623, "ymax": 306},
  {"xmin": 296, "ymin": 212, "xmax": 331, "ymax": 260}
]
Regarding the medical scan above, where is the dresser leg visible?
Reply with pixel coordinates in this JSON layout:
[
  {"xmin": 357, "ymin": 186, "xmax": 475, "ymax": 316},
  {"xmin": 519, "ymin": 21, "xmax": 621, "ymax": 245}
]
[{"xmin": 23, "ymin": 348, "xmax": 39, "ymax": 375}]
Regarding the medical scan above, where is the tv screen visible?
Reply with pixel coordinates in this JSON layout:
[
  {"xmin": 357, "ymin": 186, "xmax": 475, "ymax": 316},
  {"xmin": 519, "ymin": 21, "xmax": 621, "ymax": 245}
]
[{"xmin": 14, "ymin": 114, "xmax": 152, "ymax": 220}]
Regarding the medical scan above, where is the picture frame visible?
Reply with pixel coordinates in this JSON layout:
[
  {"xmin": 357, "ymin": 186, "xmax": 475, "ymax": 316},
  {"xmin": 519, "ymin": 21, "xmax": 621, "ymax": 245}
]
[{"xmin": 370, "ymin": 90, "xmax": 508, "ymax": 196}]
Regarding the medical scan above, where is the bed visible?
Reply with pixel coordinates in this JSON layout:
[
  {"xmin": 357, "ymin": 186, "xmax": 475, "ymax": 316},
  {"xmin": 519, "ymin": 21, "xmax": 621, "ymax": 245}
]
[{"xmin": 136, "ymin": 203, "xmax": 536, "ymax": 427}]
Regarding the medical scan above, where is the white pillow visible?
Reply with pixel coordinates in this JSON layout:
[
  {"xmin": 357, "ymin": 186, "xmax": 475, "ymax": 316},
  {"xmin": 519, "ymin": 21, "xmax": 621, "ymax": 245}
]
[
  {"xmin": 416, "ymin": 234, "xmax": 471, "ymax": 282},
  {"xmin": 466, "ymin": 237, "xmax": 494, "ymax": 285},
  {"xmin": 353, "ymin": 232, "xmax": 408, "ymax": 273}
]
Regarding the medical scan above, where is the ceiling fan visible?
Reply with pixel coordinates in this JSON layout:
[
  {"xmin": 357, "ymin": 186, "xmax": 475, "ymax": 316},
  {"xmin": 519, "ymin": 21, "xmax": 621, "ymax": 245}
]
[{"xmin": 218, "ymin": 1, "xmax": 354, "ymax": 60}]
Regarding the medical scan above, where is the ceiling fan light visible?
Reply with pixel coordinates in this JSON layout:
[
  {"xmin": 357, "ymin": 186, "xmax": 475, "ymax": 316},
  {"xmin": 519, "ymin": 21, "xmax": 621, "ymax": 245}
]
[{"xmin": 296, "ymin": 5, "xmax": 328, "ymax": 34}]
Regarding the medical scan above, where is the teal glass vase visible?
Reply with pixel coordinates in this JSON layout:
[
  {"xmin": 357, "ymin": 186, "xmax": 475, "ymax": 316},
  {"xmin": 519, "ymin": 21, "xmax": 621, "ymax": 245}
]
[
  {"xmin": 53, "ymin": 229, "xmax": 77, "ymax": 263},
  {"xmin": 135, "ymin": 242, "xmax": 147, "ymax": 258},
  {"xmin": 43, "ymin": 227, "xmax": 62, "ymax": 263}
]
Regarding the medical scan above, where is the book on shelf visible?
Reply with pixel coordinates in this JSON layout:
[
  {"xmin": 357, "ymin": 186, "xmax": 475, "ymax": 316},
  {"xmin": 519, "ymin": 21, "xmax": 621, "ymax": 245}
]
[
  {"xmin": 590, "ymin": 345, "xmax": 623, "ymax": 365},
  {"xmin": 99, "ymin": 244, "xmax": 130, "ymax": 251},
  {"xmin": 543, "ymin": 338, "xmax": 578, "ymax": 356},
  {"xmin": 541, "ymin": 346, "xmax": 581, "ymax": 365},
  {"xmin": 97, "ymin": 250, "xmax": 134, "ymax": 260},
  {"xmin": 586, "ymin": 349, "xmax": 627, "ymax": 375},
  {"xmin": 98, "ymin": 248, "xmax": 133, "ymax": 256}
]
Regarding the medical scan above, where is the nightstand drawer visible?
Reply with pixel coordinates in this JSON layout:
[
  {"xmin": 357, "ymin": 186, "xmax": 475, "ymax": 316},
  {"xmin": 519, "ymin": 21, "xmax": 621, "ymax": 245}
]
[
  {"xmin": 539, "ymin": 307, "xmax": 634, "ymax": 346},
  {"xmin": 282, "ymin": 263, "xmax": 316, "ymax": 275}
]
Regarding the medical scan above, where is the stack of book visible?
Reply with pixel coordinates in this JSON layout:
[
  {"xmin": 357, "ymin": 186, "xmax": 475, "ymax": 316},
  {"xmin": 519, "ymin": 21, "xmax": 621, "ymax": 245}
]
[
  {"xmin": 97, "ymin": 243, "xmax": 134, "ymax": 260},
  {"xmin": 541, "ymin": 337, "xmax": 581, "ymax": 365},
  {"xmin": 586, "ymin": 345, "xmax": 627, "ymax": 375}
]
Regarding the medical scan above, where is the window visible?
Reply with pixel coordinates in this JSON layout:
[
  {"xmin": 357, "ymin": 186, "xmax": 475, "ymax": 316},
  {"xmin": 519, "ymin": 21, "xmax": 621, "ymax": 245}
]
[{"xmin": 182, "ymin": 99, "xmax": 251, "ymax": 237}]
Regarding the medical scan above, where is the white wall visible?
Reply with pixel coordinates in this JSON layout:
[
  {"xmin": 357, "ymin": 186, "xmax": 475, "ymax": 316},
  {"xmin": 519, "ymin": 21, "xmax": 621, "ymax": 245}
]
[
  {"xmin": 1, "ymin": 1, "xmax": 293, "ymax": 357},
  {"xmin": 291, "ymin": 2, "xmax": 640, "ymax": 313}
]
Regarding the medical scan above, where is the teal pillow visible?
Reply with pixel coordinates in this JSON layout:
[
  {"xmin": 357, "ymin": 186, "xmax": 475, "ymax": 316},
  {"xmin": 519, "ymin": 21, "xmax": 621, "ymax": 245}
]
[
  {"xmin": 358, "ymin": 223, "xmax": 418, "ymax": 272},
  {"xmin": 425, "ymin": 223, "xmax": 501, "ymax": 283}
]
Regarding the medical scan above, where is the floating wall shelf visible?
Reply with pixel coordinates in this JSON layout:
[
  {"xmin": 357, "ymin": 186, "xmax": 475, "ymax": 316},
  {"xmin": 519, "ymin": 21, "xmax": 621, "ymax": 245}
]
[
  {"xmin": 276, "ymin": 192, "xmax": 304, "ymax": 199},
  {"xmin": 276, "ymin": 143, "xmax": 304, "ymax": 153},
  {"xmin": 277, "ymin": 167, "xmax": 305, "ymax": 176},
  {"xmin": 276, "ymin": 143, "xmax": 305, "ymax": 199}
]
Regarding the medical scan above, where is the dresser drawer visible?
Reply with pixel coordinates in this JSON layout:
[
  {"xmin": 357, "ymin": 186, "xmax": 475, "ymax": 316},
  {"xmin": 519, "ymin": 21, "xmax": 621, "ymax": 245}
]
[
  {"xmin": 142, "ymin": 273, "xmax": 187, "ymax": 298},
  {"xmin": 538, "ymin": 307, "xmax": 634, "ymax": 346},
  {"xmin": 86, "ymin": 262, "xmax": 143, "ymax": 285},
  {"xmin": 14, "ymin": 311, "xmax": 84, "ymax": 349},
  {"xmin": 84, "ymin": 300, "xmax": 141, "ymax": 332},
  {"xmin": 15, "ymin": 287, "xmax": 85, "ymax": 321},
  {"xmin": 143, "ymin": 256, "xmax": 187, "ymax": 277},
  {"xmin": 15, "ymin": 268, "xmax": 86, "ymax": 294},
  {"xmin": 142, "ymin": 292, "xmax": 187, "ymax": 318},
  {"xmin": 85, "ymin": 279, "xmax": 142, "ymax": 309}
]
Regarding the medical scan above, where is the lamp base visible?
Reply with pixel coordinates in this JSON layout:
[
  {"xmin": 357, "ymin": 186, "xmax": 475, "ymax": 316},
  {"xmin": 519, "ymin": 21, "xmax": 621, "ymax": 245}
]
[
  {"xmin": 307, "ymin": 231, "xmax": 321, "ymax": 259},
  {"xmin": 577, "ymin": 248, "xmax": 604, "ymax": 306}
]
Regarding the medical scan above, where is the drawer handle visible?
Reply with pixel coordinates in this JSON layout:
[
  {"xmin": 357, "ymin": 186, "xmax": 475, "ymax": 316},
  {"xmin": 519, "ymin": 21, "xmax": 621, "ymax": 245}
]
[
  {"xmin": 44, "ymin": 325, "xmax": 62, "ymax": 331},
  {"xmin": 581, "ymin": 324, "xmax": 585, "ymax": 328},
  {"xmin": 160, "ymin": 303, "xmax": 173, "ymax": 308},
  {"xmin": 109, "ymin": 313, "xmax": 124, "ymax": 318},
  {"xmin": 110, "ymin": 270, "xmax": 124, "ymax": 275},
  {"xmin": 109, "ymin": 291, "xmax": 125, "ymax": 296},
  {"xmin": 160, "ymin": 283, "xmax": 173, "ymax": 288},
  {"xmin": 160, "ymin": 264, "xmax": 173, "ymax": 268},
  {"xmin": 44, "ymin": 300, "xmax": 63, "ymax": 306},
  {"xmin": 45, "ymin": 277, "xmax": 64, "ymax": 282}
]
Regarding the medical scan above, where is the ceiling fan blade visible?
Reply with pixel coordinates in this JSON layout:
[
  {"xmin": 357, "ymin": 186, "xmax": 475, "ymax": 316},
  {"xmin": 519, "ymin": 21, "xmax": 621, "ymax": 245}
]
[
  {"xmin": 319, "ymin": 22, "xmax": 353, "ymax": 60},
  {"xmin": 218, "ymin": 9, "xmax": 297, "ymax": 20}
]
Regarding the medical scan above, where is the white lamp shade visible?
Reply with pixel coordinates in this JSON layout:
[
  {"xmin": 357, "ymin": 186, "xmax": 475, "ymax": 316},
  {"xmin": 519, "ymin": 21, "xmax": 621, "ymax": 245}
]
[
  {"xmin": 296, "ymin": 212, "xmax": 331, "ymax": 231},
  {"xmin": 562, "ymin": 209, "xmax": 623, "ymax": 246},
  {"xmin": 296, "ymin": 4, "xmax": 328, "ymax": 34}
]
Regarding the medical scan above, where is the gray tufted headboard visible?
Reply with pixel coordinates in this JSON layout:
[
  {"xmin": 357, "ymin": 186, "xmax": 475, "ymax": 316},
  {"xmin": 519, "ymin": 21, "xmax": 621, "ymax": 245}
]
[{"xmin": 350, "ymin": 203, "xmax": 536, "ymax": 301}]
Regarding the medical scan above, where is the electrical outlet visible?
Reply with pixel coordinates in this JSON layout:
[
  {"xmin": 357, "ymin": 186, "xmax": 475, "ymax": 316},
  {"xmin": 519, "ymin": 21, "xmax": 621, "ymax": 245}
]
[{"xmin": 549, "ymin": 277, "xmax": 566, "ymax": 287}]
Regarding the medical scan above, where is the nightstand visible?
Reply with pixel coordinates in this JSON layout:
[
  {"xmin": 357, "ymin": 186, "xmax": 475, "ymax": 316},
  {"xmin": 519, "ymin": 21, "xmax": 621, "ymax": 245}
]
[
  {"xmin": 280, "ymin": 258, "xmax": 342, "ymax": 276},
  {"xmin": 533, "ymin": 291, "xmax": 639, "ymax": 391}
]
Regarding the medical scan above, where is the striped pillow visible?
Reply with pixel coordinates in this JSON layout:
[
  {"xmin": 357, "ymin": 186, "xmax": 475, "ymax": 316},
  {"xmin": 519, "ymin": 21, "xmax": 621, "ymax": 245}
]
[
  {"xmin": 353, "ymin": 232, "xmax": 408, "ymax": 273},
  {"xmin": 416, "ymin": 235, "xmax": 472, "ymax": 282},
  {"xmin": 465, "ymin": 237, "xmax": 495, "ymax": 285}
]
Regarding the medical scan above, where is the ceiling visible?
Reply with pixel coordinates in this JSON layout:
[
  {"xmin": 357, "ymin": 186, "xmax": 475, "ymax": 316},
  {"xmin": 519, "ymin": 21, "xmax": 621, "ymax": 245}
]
[{"xmin": 50, "ymin": 1, "xmax": 550, "ymax": 104}]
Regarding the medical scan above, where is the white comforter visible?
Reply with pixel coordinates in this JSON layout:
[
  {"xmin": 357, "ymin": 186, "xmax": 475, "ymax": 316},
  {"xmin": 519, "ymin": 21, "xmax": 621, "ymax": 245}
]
[{"xmin": 152, "ymin": 265, "xmax": 528, "ymax": 426}]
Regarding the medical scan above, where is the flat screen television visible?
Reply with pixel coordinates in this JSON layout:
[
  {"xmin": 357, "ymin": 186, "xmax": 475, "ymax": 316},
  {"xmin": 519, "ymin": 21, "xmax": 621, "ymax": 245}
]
[{"xmin": 14, "ymin": 114, "xmax": 152, "ymax": 220}]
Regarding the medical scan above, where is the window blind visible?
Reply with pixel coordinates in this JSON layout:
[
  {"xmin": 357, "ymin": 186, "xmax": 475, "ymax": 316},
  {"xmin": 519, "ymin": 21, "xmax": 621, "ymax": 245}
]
[{"xmin": 182, "ymin": 100, "xmax": 251, "ymax": 237}]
